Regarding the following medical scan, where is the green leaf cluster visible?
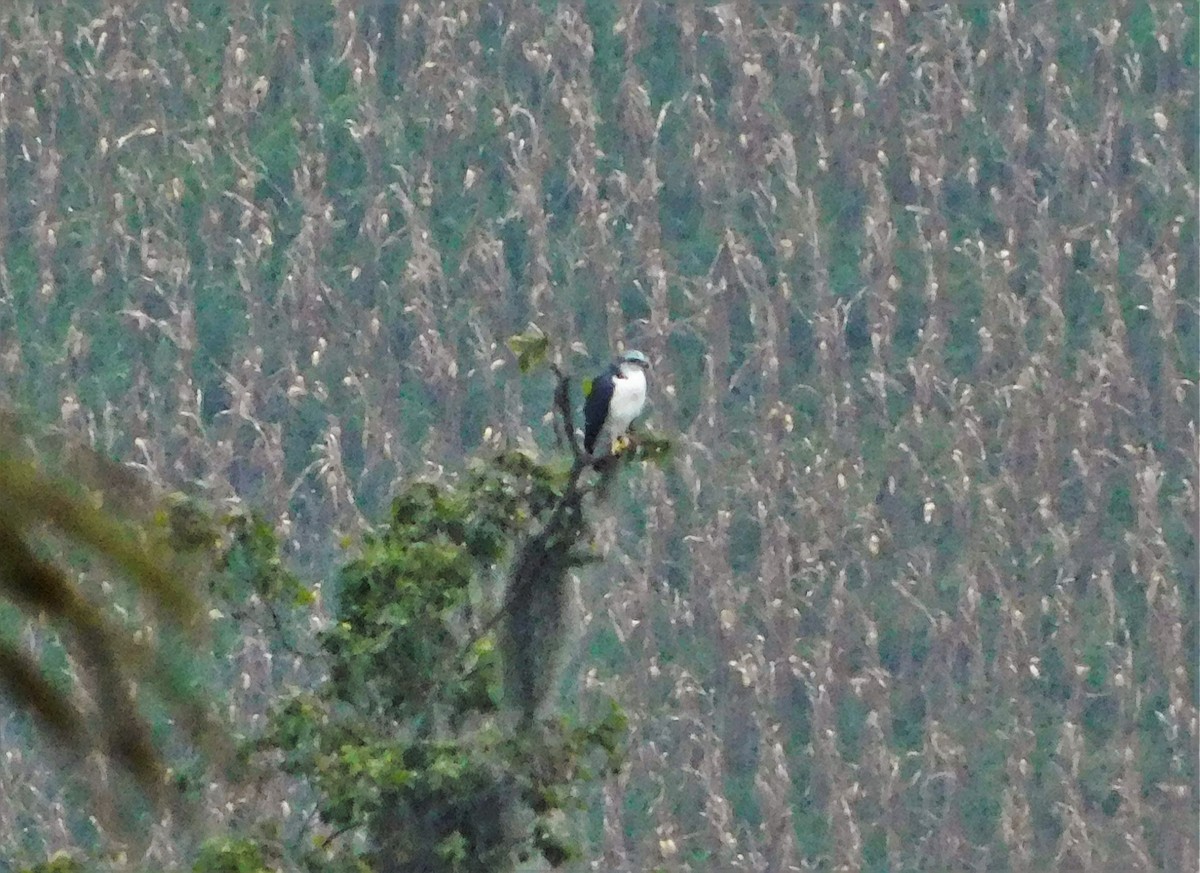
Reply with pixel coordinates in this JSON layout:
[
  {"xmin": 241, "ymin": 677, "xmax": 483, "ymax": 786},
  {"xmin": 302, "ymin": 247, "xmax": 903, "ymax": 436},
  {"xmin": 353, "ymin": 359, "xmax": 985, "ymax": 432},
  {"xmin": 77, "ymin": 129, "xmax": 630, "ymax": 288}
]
[
  {"xmin": 256, "ymin": 450, "xmax": 625, "ymax": 872},
  {"xmin": 506, "ymin": 328, "xmax": 551, "ymax": 374},
  {"xmin": 192, "ymin": 838, "xmax": 275, "ymax": 873},
  {"xmin": 17, "ymin": 854, "xmax": 86, "ymax": 873}
]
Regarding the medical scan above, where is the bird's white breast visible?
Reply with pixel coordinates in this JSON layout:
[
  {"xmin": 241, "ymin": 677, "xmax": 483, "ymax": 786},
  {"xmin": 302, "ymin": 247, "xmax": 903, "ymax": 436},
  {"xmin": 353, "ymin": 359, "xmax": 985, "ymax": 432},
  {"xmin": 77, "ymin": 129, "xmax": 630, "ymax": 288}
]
[{"xmin": 608, "ymin": 366, "xmax": 647, "ymax": 435}]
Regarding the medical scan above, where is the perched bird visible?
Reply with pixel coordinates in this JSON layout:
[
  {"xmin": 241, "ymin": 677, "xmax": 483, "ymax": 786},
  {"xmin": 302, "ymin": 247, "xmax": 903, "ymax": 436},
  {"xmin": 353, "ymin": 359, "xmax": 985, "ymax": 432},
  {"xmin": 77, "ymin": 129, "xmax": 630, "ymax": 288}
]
[{"xmin": 583, "ymin": 350, "xmax": 650, "ymax": 456}]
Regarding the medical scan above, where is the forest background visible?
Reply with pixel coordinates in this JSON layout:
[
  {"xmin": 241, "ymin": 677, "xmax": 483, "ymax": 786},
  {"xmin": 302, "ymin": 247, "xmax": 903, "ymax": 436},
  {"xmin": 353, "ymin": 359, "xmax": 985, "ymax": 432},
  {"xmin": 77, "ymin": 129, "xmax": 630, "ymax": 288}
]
[{"xmin": 0, "ymin": 0, "xmax": 1196, "ymax": 871}]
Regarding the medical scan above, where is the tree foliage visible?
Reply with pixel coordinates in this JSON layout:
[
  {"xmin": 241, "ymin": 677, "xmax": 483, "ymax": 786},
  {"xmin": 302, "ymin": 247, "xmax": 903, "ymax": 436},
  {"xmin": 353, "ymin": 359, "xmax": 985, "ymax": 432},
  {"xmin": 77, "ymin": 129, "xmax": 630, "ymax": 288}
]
[{"xmin": 256, "ymin": 354, "xmax": 649, "ymax": 872}]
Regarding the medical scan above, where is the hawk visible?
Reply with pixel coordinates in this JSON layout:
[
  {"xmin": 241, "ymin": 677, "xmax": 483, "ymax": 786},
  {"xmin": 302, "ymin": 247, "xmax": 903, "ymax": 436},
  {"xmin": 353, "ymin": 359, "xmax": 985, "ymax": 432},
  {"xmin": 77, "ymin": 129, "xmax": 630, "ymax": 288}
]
[{"xmin": 583, "ymin": 350, "xmax": 650, "ymax": 456}]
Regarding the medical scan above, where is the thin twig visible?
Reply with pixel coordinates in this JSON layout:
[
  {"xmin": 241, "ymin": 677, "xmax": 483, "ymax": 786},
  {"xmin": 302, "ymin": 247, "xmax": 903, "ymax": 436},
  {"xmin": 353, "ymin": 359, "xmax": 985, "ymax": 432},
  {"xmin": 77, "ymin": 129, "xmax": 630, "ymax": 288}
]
[{"xmin": 550, "ymin": 363, "xmax": 584, "ymax": 463}]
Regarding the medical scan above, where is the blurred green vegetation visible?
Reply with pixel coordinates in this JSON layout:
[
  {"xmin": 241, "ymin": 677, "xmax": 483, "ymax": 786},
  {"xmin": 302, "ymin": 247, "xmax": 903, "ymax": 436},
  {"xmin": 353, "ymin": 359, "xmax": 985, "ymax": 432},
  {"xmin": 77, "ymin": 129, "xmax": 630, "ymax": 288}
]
[{"xmin": 0, "ymin": 420, "xmax": 221, "ymax": 825}]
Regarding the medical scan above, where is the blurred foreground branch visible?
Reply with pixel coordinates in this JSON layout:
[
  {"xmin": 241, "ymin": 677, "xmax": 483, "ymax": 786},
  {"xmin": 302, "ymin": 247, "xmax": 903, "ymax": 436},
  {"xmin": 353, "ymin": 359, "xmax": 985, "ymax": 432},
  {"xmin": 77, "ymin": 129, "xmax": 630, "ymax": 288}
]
[{"xmin": 0, "ymin": 415, "xmax": 224, "ymax": 829}]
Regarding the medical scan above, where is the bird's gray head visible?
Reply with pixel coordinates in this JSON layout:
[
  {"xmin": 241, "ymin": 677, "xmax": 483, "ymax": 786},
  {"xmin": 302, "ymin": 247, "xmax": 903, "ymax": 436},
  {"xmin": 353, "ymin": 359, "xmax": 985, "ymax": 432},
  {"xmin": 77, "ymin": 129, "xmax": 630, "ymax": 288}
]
[{"xmin": 618, "ymin": 350, "xmax": 650, "ymax": 369}]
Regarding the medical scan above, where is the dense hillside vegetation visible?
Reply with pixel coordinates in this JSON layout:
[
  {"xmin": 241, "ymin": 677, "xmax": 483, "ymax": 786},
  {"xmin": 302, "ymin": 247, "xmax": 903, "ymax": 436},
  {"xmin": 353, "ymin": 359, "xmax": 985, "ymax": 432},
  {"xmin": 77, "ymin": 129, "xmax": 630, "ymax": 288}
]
[{"xmin": 0, "ymin": 0, "xmax": 1195, "ymax": 870}]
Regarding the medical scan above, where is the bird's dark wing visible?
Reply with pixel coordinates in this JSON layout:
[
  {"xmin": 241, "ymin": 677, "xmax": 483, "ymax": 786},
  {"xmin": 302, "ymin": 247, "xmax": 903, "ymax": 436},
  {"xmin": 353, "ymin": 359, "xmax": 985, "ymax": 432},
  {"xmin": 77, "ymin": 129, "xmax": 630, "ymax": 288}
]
[{"xmin": 583, "ymin": 367, "xmax": 617, "ymax": 453}]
